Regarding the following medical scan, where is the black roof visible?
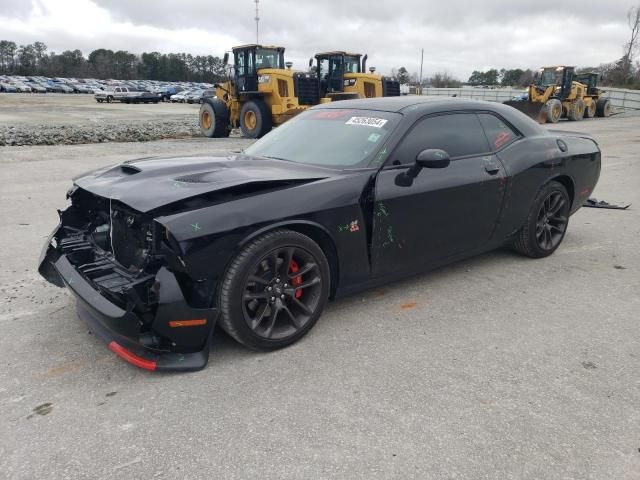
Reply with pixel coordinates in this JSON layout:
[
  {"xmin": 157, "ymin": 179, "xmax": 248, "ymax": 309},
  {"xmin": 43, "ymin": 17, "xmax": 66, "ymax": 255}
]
[
  {"xmin": 313, "ymin": 95, "xmax": 499, "ymax": 112},
  {"xmin": 312, "ymin": 96, "xmax": 545, "ymax": 136}
]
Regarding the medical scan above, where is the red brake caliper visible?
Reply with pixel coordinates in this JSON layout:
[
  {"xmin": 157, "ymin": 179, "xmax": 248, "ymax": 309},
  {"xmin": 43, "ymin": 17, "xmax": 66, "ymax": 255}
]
[{"xmin": 289, "ymin": 260, "xmax": 303, "ymax": 298}]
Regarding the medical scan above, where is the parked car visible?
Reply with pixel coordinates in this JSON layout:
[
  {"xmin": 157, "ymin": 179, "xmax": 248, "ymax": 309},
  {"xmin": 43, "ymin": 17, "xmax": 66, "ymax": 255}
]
[
  {"xmin": 69, "ymin": 83, "xmax": 94, "ymax": 94},
  {"xmin": 47, "ymin": 82, "xmax": 73, "ymax": 93},
  {"xmin": 95, "ymin": 86, "xmax": 160, "ymax": 103},
  {"xmin": 185, "ymin": 89, "xmax": 215, "ymax": 104},
  {"xmin": 161, "ymin": 86, "xmax": 184, "ymax": 101},
  {"xmin": 184, "ymin": 89, "xmax": 204, "ymax": 104},
  {"xmin": 11, "ymin": 82, "xmax": 32, "ymax": 93},
  {"xmin": 170, "ymin": 90, "xmax": 192, "ymax": 103},
  {"xmin": 26, "ymin": 82, "xmax": 47, "ymax": 93},
  {"xmin": 38, "ymin": 97, "xmax": 602, "ymax": 372},
  {"xmin": 0, "ymin": 82, "xmax": 18, "ymax": 92}
]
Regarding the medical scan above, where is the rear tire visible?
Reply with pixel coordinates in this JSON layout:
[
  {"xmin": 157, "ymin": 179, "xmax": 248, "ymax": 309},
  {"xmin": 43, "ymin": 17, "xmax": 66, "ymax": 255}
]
[
  {"xmin": 219, "ymin": 229, "xmax": 330, "ymax": 351},
  {"xmin": 199, "ymin": 98, "xmax": 230, "ymax": 138},
  {"xmin": 512, "ymin": 181, "xmax": 570, "ymax": 258},
  {"xmin": 584, "ymin": 99, "xmax": 596, "ymax": 118},
  {"xmin": 240, "ymin": 99, "xmax": 272, "ymax": 138},
  {"xmin": 544, "ymin": 99, "xmax": 562, "ymax": 123},
  {"xmin": 567, "ymin": 98, "xmax": 585, "ymax": 121},
  {"xmin": 596, "ymin": 98, "xmax": 612, "ymax": 117}
]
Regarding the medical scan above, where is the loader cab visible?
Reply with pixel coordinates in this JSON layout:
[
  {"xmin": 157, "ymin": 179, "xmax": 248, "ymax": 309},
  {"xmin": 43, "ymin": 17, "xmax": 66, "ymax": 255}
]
[
  {"xmin": 314, "ymin": 51, "xmax": 362, "ymax": 97},
  {"xmin": 575, "ymin": 72, "xmax": 599, "ymax": 95},
  {"xmin": 536, "ymin": 66, "xmax": 575, "ymax": 100},
  {"xmin": 232, "ymin": 45, "xmax": 285, "ymax": 94}
]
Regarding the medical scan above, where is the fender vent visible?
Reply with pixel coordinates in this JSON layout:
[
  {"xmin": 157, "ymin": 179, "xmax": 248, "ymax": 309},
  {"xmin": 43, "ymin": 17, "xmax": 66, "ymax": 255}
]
[
  {"xmin": 174, "ymin": 168, "xmax": 228, "ymax": 183},
  {"xmin": 120, "ymin": 165, "xmax": 142, "ymax": 175}
]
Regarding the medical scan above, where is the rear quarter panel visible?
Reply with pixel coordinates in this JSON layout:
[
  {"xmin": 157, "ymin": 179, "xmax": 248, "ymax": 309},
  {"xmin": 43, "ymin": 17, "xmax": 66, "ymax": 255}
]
[{"xmin": 494, "ymin": 133, "xmax": 600, "ymax": 241}]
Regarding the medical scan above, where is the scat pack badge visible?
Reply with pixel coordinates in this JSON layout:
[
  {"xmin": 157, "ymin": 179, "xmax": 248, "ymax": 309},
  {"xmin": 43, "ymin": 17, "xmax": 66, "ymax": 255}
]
[{"xmin": 338, "ymin": 220, "xmax": 360, "ymax": 233}]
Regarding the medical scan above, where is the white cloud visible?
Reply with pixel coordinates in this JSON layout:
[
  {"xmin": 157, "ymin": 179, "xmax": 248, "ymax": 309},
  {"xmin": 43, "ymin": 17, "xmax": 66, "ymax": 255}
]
[{"xmin": 0, "ymin": 0, "xmax": 634, "ymax": 79}]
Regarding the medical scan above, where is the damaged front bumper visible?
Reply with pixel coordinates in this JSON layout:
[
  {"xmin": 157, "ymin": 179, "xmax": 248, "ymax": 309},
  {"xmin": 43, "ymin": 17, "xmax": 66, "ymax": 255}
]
[{"xmin": 38, "ymin": 221, "xmax": 218, "ymax": 372}]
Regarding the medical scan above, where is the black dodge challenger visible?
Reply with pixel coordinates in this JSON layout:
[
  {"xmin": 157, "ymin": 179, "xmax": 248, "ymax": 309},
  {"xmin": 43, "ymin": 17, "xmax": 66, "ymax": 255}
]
[{"xmin": 39, "ymin": 97, "xmax": 601, "ymax": 371}]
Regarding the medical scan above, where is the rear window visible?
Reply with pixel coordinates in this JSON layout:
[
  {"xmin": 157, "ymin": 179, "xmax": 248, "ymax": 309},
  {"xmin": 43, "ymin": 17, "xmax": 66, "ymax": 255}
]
[{"xmin": 478, "ymin": 113, "xmax": 520, "ymax": 150}]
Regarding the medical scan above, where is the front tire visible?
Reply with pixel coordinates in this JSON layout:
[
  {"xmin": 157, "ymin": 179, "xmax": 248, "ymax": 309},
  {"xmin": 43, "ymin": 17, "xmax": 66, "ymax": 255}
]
[
  {"xmin": 219, "ymin": 230, "xmax": 330, "ymax": 351},
  {"xmin": 545, "ymin": 99, "xmax": 562, "ymax": 123},
  {"xmin": 512, "ymin": 181, "xmax": 570, "ymax": 258},
  {"xmin": 199, "ymin": 98, "xmax": 230, "ymax": 138},
  {"xmin": 240, "ymin": 99, "xmax": 272, "ymax": 138}
]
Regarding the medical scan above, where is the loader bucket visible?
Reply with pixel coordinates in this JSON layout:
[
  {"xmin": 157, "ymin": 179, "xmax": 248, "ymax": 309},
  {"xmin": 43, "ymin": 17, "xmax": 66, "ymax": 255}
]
[{"xmin": 503, "ymin": 100, "xmax": 547, "ymax": 124}]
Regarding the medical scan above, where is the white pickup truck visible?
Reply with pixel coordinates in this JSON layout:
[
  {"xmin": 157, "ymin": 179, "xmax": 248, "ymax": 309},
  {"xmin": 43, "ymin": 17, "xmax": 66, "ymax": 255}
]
[{"xmin": 95, "ymin": 87, "xmax": 161, "ymax": 104}]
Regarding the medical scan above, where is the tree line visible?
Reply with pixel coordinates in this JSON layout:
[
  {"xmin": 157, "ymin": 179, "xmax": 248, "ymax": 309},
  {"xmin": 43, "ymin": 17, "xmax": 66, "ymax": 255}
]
[{"xmin": 0, "ymin": 40, "xmax": 226, "ymax": 83}]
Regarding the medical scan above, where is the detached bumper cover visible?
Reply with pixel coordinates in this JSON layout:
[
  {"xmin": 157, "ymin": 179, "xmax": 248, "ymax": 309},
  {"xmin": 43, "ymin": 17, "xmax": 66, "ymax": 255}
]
[{"xmin": 40, "ymin": 235, "xmax": 218, "ymax": 372}]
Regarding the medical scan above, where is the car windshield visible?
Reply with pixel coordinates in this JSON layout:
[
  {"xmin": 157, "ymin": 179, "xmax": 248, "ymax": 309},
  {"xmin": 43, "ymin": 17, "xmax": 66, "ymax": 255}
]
[
  {"xmin": 243, "ymin": 108, "xmax": 401, "ymax": 168},
  {"xmin": 256, "ymin": 48, "xmax": 281, "ymax": 69}
]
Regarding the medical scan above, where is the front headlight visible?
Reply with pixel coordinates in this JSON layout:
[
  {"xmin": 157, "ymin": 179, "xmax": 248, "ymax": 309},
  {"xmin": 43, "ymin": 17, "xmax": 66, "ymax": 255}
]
[
  {"xmin": 344, "ymin": 78, "xmax": 357, "ymax": 87},
  {"xmin": 258, "ymin": 75, "xmax": 272, "ymax": 84}
]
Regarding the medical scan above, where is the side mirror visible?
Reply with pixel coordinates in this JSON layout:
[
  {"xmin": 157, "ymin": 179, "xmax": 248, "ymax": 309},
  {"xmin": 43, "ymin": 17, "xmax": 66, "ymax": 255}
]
[
  {"xmin": 416, "ymin": 149, "xmax": 450, "ymax": 169},
  {"xmin": 395, "ymin": 149, "xmax": 450, "ymax": 187},
  {"xmin": 223, "ymin": 53, "xmax": 229, "ymax": 65},
  {"xmin": 308, "ymin": 57, "xmax": 313, "ymax": 68}
]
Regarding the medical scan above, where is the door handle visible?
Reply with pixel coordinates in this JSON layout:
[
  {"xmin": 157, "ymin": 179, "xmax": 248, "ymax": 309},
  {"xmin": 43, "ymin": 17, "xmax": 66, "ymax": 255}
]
[{"xmin": 484, "ymin": 163, "xmax": 501, "ymax": 175}]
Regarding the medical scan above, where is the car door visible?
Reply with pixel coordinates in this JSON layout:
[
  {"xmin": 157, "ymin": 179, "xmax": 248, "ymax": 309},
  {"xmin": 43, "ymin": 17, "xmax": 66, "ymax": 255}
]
[{"xmin": 372, "ymin": 112, "xmax": 506, "ymax": 277}]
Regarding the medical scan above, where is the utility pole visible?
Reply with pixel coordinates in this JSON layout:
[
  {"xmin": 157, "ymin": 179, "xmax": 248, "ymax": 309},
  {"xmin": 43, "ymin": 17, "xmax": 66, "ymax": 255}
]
[
  {"xmin": 255, "ymin": 0, "xmax": 260, "ymax": 44},
  {"xmin": 419, "ymin": 48, "xmax": 424, "ymax": 95}
]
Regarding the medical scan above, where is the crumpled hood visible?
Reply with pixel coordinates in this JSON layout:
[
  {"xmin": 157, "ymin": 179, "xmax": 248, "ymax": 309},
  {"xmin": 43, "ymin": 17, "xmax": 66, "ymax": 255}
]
[{"xmin": 73, "ymin": 155, "xmax": 333, "ymax": 213}]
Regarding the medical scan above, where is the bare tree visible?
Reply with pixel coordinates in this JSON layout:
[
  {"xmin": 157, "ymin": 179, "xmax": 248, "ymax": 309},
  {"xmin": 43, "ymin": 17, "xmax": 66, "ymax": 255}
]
[{"xmin": 623, "ymin": 5, "xmax": 640, "ymax": 79}]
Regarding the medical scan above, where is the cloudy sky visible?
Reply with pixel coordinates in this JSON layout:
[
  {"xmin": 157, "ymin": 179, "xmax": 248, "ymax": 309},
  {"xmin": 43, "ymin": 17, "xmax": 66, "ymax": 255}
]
[{"xmin": 1, "ymin": 0, "xmax": 636, "ymax": 78}]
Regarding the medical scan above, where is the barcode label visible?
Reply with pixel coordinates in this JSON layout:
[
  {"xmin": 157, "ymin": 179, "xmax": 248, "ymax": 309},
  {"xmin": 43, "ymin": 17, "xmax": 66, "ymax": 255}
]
[{"xmin": 345, "ymin": 117, "xmax": 388, "ymax": 128}]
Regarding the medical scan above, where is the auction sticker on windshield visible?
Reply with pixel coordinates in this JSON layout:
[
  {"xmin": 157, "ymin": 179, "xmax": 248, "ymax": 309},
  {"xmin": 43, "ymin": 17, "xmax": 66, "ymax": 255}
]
[{"xmin": 345, "ymin": 117, "xmax": 388, "ymax": 128}]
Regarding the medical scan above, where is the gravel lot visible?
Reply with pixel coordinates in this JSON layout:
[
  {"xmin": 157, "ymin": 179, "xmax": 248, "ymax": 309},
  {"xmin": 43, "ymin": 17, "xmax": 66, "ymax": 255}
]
[
  {"xmin": 0, "ymin": 93, "xmax": 203, "ymax": 145},
  {"xmin": 0, "ymin": 114, "xmax": 639, "ymax": 479}
]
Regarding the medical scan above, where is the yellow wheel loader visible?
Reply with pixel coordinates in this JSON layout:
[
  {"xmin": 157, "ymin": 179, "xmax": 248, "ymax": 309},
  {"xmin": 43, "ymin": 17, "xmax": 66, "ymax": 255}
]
[
  {"xmin": 310, "ymin": 51, "xmax": 400, "ymax": 101},
  {"xmin": 504, "ymin": 66, "xmax": 612, "ymax": 124},
  {"xmin": 199, "ymin": 44, "xmax": 320, "ymax": 139}
]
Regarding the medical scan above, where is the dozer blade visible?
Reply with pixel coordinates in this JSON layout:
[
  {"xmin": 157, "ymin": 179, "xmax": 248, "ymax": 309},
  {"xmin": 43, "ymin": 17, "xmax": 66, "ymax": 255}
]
[{"xmin": 503, "ymin": 100, "xmax": 547, "ymax": 124}]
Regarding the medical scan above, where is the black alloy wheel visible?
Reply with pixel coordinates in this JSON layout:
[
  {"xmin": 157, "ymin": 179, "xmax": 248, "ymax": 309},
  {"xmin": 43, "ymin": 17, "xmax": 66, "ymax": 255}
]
[
  {"xmin": 219, "ymin": 229, "xmax": 330, "ymax": 350},
  {"xmin": 513, "ymin": 181, "xmax": 570, "ymax": 258},
  {"xmin": 535, "ymin": 190, "xmax": 568, "ymax": 251},
  {"xmin": 242, "ymin": 246, "xmax": 322, "ymax": 340}
]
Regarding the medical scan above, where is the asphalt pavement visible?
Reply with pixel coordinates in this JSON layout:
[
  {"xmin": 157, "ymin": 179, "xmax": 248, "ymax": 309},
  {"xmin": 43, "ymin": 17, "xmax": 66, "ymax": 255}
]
[{"xmin": 0, "ymin": 116, "xmax": 639, "ymax": 479}]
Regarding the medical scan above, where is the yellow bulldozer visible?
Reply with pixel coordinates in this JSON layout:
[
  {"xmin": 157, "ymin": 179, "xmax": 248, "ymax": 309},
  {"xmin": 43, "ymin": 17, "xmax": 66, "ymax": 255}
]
[
  {"xmin": 199, "ymin": 45, "xmax": 401, "ymax": 139},
  {"xmin": 504, "ymin": 66, "xmax": 612, "ymax": 124},
  {"xmin": 311, "ymin": 51, "xmax": 401, "ymax": 100},
  {"xmin": 199, "ymin": 44, "xmax": 321, "ymax": 139}
]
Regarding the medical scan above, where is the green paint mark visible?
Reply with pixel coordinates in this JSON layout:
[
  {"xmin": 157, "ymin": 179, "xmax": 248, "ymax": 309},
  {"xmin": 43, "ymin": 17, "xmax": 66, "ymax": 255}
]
[
  {"xmin": 375, "ymin": 202, "xmax": 389, "ymax": 218},
  {"xmin": 435, "ymin": 151, "xmax": 444, "ymax": 159},
  {"xmin": 191, "ymin": 223, "xmax": 201, "ymax": 232},
  {"xmin": 173, "ymin": 181, "xmax": 187, "ymax": 188},
  {"xmin": 373, "ymin": 147, "xmax": 388, "ymax": 166}
]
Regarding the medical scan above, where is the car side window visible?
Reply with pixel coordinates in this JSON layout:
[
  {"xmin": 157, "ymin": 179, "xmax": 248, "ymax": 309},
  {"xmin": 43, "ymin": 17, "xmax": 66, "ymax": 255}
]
[
  {"xmin": 391, "ymin": 113, "xmax": 490, "ymax": 164},
  {"xmin": 478, "ymin": 113, "xmax": 520, "ymax": 151}
]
